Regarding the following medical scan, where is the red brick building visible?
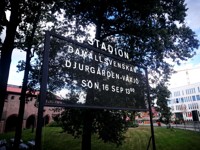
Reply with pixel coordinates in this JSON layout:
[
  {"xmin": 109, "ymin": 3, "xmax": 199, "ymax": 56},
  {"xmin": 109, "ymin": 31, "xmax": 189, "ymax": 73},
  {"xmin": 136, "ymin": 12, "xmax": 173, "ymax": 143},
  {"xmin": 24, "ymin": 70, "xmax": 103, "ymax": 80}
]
[
  {"xmin": 0, "ymin": 85, "xmax": 60, "ymax": 133},
  {"xmin": 136, "ymin": 107, "xmax": 160, "ymax": 124}
]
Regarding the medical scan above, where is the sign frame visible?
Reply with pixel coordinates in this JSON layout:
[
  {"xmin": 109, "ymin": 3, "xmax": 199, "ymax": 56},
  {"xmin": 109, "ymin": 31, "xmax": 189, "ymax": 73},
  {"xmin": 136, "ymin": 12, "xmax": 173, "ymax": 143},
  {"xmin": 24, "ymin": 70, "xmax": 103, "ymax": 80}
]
[
  {"xmin": 35, "ymin": 31, "xmax": 156, "ymax": 150},
  {"xmin": 42, "ymin": 31, "xmax": 148, "ymax": 110}
]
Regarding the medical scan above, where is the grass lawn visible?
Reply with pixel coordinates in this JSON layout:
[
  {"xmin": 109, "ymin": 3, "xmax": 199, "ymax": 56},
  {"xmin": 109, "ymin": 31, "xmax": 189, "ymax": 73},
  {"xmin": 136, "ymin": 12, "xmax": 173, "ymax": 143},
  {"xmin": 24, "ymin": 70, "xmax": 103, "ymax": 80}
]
[{"xmin": 0, "ymin": 126, "xmax": 200, "ymax": 150}]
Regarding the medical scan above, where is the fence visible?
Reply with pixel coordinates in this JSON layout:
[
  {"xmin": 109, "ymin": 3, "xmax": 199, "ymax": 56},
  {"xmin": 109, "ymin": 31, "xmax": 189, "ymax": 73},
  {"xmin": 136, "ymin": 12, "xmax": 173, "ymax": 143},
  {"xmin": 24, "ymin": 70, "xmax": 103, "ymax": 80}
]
[{"xmin": 171, "ymin": 121, "xmax": 200, "ymax": 132}]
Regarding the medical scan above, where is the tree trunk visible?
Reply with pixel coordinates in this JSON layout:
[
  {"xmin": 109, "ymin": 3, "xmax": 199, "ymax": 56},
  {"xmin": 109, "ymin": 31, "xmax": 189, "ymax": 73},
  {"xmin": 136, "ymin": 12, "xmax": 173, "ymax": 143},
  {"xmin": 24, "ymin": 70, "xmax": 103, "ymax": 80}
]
[
  {"xmin": 0, "ymin": 0, "xmax": 20, "ymax": 120},
  {"xmin": 13, "ymin": 5, "xmax": 41, "ymax": 149},
  {"xmin": 0, "ymin": 50, "xmax": 12, "ymax": 119},
  {"xmin": 13, "ymin": 49, "xmax": 31, "ymax": 150}
]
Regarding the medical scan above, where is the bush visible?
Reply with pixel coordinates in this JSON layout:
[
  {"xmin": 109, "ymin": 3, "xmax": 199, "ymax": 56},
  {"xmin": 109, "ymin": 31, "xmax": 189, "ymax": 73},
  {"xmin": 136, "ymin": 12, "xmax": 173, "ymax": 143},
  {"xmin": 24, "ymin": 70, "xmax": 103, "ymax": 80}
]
[
  {"xmin": 127, "ymin": 121, "xmax": 139, "ymax": 128},
  {"xmin": 46, "ymin": 121, "xmax": 61, "ymax": 127}
]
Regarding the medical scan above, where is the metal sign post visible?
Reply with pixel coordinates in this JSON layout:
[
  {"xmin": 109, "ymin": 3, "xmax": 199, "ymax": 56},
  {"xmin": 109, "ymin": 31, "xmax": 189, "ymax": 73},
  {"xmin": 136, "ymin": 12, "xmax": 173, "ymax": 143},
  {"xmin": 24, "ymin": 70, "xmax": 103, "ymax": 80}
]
[
  {"xmin": 35, "ymin": 31, "xmax": 50, "ymax": 150},
  {"xmin": 145, "ymin": 68, "xmax": 156, "ymax": 150}
]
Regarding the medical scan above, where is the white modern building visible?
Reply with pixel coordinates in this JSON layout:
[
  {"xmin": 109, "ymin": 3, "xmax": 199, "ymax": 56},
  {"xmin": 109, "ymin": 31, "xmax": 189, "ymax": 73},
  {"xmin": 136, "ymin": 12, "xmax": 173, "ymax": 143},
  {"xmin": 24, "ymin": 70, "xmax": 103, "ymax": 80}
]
[{"xmin": 168, "ymin": 82, "xmax": 200, "ymax": 121}]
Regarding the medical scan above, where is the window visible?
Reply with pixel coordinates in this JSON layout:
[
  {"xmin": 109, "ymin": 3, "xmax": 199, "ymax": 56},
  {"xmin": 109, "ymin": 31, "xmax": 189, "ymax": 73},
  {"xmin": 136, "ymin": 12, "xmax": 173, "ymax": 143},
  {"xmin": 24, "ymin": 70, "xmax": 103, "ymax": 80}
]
[
  {"xmin": 193, "ymin": 88, "xmax": 196, "ymax": 93},
  {"xmin": 186, "ymin": 88, "xmax": 196, "ymax": 95},
  {"xmin": 192, "ymin": 96, "xmax": 196, "ymax": 101},
  {"xmin": 189, "ymin": 96, "xmax": 192, "ymax": 101},
  {"xmin": 174, "ymin": 91, "xmax": 181, "ymax": 97},
  {"xmin": 196, "ymin": 95, "xmax": 200, "ymax": 100},
  {"xmin": 187, "ymin": 97, "xmax": 190, "ymax": 102},
  {"xmin": 186, "ymin": 89, "xmax": 189, "ymax": 95},
  {"xmin": 188, "ymin": 104, "xmax": 191, "ymax": 109},
  {"xmin": 182, "ymin": 90, "xmax": 184, "ymax": 95},
  {"xmin": 11, "ymin": 96, "xmax": 15, "ymax": 100},
  {"xmin": 181, "ymin": 98, "xmax": 184, "ymax": 102}
]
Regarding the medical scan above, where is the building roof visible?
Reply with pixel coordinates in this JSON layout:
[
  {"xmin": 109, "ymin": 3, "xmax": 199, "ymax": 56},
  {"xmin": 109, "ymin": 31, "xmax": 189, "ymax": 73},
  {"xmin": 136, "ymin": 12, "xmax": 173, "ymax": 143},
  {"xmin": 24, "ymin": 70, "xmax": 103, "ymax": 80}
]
[
  {"xmin": 7, "ymin": 85, "xmax": 22, "ymax": 93},
  {"xmin": 6, "ymin": 84, "xmax": 38, "ymax": 96}
]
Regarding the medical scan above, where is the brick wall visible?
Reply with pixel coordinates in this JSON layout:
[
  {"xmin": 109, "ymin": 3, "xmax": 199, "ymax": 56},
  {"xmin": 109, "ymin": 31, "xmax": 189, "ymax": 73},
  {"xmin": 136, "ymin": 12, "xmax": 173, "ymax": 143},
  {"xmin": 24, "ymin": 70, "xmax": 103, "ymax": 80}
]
[{"xmin": 0, "ymin": 87, "xmax": 61, "ymax": 133}]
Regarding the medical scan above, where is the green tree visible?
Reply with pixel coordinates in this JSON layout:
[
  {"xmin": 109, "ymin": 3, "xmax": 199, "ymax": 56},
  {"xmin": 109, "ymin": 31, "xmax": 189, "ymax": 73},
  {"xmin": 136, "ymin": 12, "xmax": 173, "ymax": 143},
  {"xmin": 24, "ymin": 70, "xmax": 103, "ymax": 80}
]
[
  {"xmin": 13, "ymin": 1, "xmax": 43, "ymax": 149},
  {"xmin": 154, "ymin": 83, "xmax": 172, "ymax": 124},
  {"xmin": 0, "ymin": 0, "xmax": 58, "ymax": 122},
  {"xmin": 59, "ymin": 109, "xmax": 128, "ymax": 149},
  {"xmin": 0, "ymin": 0, "xmax": 21, "ymax": 120},
  {"xmin": 61, "ymin": 0, "xmax": 199, "ymax": 80}
]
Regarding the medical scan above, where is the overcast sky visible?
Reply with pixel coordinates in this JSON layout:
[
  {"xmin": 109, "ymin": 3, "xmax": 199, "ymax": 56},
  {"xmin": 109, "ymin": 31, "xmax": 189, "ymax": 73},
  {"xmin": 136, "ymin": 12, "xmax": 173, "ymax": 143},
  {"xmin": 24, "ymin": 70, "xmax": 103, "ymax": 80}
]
[
  {"xmin": 168, "ymin": 0, "xmax": 200, "ymax": 89},
  {"xmin": 7, "ymin": 0, "xmax": 200, "ymax": 89}
]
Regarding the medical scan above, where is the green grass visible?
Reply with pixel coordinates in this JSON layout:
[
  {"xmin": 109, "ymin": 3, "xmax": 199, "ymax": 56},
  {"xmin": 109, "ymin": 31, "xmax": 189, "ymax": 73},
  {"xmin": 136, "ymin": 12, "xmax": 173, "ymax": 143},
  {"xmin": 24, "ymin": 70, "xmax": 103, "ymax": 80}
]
[{"xmin": 1, "ymin": 126, "xmax": 200, "ymax": 150}]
